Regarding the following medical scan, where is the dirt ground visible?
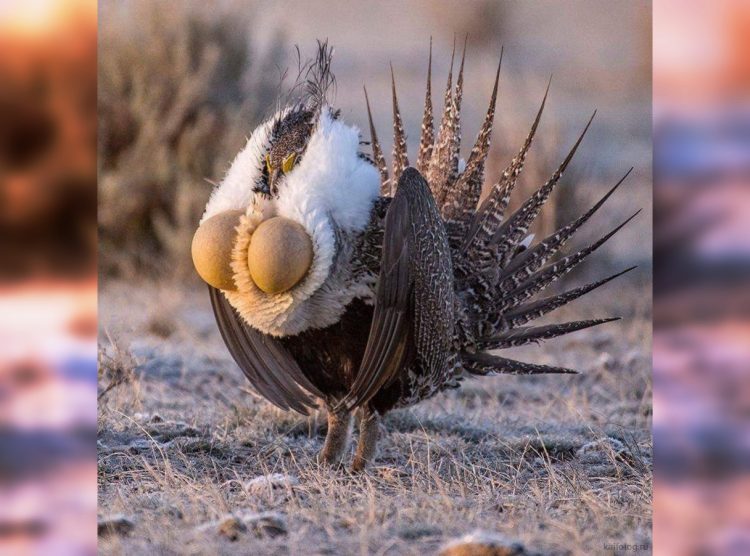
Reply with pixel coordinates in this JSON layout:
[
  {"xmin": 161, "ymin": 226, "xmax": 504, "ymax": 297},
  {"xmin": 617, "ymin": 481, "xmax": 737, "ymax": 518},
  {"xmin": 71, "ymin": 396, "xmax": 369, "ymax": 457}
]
[{"xmin": 97, "ymin": 274, "xmax": 651, "ymax": 556}]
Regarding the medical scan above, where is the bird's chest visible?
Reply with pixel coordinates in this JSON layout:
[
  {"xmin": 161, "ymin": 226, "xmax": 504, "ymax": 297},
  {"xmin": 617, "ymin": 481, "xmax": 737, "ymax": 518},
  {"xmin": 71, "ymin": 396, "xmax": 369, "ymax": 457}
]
[{"xmin": 279, "ymin": 298, "xmax": 374, "ymax": 396}]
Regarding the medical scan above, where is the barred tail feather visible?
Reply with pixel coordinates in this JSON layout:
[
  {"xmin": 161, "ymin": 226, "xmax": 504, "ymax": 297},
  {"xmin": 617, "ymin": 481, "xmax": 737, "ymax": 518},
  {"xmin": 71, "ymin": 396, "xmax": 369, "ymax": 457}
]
[
  {"xmin": 426, "ymin": 40, "xmax": 457, "ymax": 203},
  {"xmin": 454, "ymin": 35, "xmax": 467, "ymax": 118},
  {"xmin": 390, "ymin": 64, "xmax": 409, "ymax": 191},
  {"xmin": 462, "ymin": 352, "xmax": 578, "ymax": 376},
  {"xmin": 364, "ymin": 86, "xmax": 389, "ymax": 194},
  {"xmin": 477, "ymin": 317, "xmax": 620, "ymax": 350},
  {"xmin": 416, "ymin": 38, "xmax": 434, "ymax": 174},
  {"xmin": 449, "ymin": 36, "xmax": 467, "ymax": 182}
]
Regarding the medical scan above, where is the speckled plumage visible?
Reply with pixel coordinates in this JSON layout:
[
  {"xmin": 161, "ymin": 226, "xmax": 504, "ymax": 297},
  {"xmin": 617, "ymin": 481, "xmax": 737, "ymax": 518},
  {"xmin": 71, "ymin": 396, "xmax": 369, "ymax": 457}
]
[{"xmin": 206, "ymin": 43, "xmax": 636, "ymax": 470}]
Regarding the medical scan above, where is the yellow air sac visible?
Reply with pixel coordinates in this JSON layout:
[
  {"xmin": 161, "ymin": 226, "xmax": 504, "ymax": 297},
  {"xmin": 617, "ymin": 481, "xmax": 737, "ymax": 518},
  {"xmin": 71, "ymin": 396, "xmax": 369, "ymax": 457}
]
[
  {"xmin": 247, "ymin": 216, "xmax": 313, "ymax": 294},
  {"xmin": 191, "ymin": 210, "xmax": 244, "ymax": 291}
]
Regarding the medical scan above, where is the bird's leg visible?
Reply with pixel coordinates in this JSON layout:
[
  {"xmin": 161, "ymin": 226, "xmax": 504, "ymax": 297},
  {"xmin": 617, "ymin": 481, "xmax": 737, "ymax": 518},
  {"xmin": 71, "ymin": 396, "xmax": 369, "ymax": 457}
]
[
  {"xmin": 318, "ymin": 408, "xmax": 351, "ymax": 466},
  {"xmin": 351, "ymin": 406, "xmax": 380, "ymax": 472}
]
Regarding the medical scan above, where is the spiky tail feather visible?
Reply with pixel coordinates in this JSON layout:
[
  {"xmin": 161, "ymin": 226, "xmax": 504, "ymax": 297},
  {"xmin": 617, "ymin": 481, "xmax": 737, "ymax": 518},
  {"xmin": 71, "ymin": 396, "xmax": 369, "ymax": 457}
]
[
  {"xmin": 416, "ymin": 38, "xmax": 434, "ymax": 174},
  {"xmin": 365, "ymin": 46, "xmax": 638, "ymax": 376}
]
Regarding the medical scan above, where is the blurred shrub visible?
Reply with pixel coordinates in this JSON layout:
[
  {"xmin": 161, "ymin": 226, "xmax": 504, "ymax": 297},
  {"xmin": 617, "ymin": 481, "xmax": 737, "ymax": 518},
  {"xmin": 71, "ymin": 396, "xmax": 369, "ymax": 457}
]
[
  {"xmin": 426, "ymin": 0, "xmax": 508, "ymax": 48},
  {"xmin": 98, "ymin": 3, "xmax": 284, "ymax": 279}
]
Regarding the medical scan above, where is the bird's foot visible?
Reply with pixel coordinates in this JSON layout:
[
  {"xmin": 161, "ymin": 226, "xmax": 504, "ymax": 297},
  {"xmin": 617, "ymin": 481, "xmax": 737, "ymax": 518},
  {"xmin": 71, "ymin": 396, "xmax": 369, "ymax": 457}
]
[
  {"xmin": 317, "ymin": 409, "xmax": 351, "ymax": 467},
  {"xmin": 350, "ymin": 454, "xmax": 369, "ymax": 473},
  {"xmin": 350, "ymin": 408, "xmax": 380, "ymax": 473},
  {"xmin": 316, "ymin": 449, "xmax": 345, "ymax": 468}
]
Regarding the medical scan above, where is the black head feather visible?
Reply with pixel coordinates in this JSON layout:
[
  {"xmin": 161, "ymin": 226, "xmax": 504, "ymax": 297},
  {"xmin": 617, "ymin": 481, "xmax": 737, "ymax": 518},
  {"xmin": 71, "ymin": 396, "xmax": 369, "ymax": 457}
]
[{"xmin": 303, "ymin": 39, "xmax": 336, "ymax": 112}]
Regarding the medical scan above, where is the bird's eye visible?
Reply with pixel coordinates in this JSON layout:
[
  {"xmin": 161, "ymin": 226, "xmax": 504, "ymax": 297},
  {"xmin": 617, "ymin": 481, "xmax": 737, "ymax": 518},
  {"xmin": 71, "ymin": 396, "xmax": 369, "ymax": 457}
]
[
  {"xmin": 265, "ymin": 153, "xmax": 273, "ymax": 175},
  {"xmin": 282, "ymin": 152, "xmax": 297, "ymax": 174}
]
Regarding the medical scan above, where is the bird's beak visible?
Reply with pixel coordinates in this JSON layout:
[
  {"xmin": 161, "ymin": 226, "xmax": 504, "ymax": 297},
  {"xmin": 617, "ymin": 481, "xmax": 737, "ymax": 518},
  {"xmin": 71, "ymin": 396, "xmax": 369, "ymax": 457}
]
[{"xmin": 269, "ymin": 168, "xmax": 282, "ymax": 196}]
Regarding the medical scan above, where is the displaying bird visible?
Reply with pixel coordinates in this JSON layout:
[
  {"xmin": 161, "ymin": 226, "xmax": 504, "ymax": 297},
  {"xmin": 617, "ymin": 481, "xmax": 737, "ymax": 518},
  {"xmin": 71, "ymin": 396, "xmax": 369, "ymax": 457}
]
[{"xmin": 193, "ymin": 41, "xmax": 638, "ymax": 471}]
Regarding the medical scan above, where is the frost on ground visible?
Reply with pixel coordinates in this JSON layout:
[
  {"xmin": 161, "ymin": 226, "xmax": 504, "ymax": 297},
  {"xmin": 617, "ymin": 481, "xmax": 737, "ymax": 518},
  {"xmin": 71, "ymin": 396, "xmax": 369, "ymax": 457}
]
[{"xmin": 98, "ymin": 278, "xmax": 651, "ymax": 555}]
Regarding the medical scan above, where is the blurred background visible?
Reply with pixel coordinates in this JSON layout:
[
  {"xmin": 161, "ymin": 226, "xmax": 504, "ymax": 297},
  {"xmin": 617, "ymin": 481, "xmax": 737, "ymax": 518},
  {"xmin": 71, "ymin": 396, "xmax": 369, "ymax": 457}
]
[
  {"xmin": 0, "ymin": 0, "xmax": 97, "ymax": 554},
  {"xmin": 653, "ymin": 1, "xmax": 750, "ymax": 554}
]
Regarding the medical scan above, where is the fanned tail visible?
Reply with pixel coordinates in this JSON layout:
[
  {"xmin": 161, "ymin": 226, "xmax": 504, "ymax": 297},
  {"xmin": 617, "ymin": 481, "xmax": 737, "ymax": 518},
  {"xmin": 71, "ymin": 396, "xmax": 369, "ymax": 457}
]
[
  {"xmin": 366, "ymin": 44, "xmax": 639, "ymax": 379},
  {"xmin": 501, "ymin": 266, "xmax": 636, "ymax": 329},
  {"xmin": 485, "ymin": 111, "xmax": 596, "ymax": 272},
  {"xmin": 497, "ymin": 168, "xmax": 633, "ymax": 287},
  {"xmin": 461, "ymin": 79, "xmax": 551, "ymax": 259},
  {"xmin": 472, "ymin": 211, "xmax": 640, "ymax": 337}
]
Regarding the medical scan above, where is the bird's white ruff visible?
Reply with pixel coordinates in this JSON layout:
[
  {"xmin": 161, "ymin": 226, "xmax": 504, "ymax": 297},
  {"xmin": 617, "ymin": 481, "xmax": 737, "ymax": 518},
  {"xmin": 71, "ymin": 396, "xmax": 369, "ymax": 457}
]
[{"xmin": 202, "ymin": 107, "xmax": 380, "ymax": 336}]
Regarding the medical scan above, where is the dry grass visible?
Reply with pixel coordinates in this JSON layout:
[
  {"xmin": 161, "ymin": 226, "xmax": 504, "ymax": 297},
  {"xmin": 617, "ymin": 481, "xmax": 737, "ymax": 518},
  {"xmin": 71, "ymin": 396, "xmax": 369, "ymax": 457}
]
[
  {"xmin": 98, "ymin": 333, "xmax": 138, "ymax": 401},
  {"xmin": 97, "ymin": 279, "xmax": 651, "ymax": 555}
]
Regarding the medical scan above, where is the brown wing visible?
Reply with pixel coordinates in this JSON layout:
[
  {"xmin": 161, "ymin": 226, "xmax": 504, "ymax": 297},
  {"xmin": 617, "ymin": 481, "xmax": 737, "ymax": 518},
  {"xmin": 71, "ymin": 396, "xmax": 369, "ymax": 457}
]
[
  {"xmin": 209, "ymin": 286, "xmax": 323, "ymax": 415},
  {"xmin": 338, "ymin": 167, "xmax": 455, "ymax": 411}
]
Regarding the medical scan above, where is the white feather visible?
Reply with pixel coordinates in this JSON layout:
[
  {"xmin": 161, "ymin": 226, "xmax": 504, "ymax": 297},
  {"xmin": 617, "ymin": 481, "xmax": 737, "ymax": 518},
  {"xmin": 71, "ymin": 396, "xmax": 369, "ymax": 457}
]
[{"xmin": 277, "ymin": 109, "xmax": 379, "ymax": 232}]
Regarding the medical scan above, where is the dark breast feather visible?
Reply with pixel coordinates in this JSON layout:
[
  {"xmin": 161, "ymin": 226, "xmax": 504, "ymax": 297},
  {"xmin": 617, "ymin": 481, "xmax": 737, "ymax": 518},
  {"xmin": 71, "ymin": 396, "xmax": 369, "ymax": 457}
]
[{"xmin": 278, "ymin": 298, "xmax": 374, "ymax": 402}]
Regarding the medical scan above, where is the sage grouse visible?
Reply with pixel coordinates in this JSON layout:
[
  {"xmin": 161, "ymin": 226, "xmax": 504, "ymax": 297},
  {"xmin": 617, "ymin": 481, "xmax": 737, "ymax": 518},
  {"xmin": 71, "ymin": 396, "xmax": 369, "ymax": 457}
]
[{"xmin": 201, "ymin": 43, "xmax": 637, "ymax": 471}]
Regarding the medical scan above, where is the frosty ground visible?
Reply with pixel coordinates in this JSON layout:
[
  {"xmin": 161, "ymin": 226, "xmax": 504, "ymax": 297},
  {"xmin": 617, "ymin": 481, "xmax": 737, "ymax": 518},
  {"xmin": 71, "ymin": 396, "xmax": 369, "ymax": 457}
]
[{"xmin": 98, "ymin": 277, "xmax": 651, "ymax": 556}]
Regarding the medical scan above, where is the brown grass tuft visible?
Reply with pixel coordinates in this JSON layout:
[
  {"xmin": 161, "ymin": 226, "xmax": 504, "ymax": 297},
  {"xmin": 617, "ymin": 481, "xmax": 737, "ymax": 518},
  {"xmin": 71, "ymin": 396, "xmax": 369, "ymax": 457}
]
[{"xmin": 98, "ymin": 333, "xmax": 137, "ymax": 401}]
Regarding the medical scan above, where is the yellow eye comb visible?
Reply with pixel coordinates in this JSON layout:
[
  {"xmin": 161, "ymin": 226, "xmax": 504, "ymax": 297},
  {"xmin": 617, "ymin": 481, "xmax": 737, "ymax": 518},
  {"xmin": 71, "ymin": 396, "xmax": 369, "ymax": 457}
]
[{"xmin": 282, "ymin": 152, "xmax": 297, "ymax": 174}]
